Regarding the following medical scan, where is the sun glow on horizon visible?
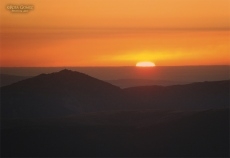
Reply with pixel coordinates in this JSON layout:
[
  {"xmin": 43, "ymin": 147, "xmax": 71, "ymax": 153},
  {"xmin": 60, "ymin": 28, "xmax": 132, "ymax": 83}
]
[
  {"xmin": 136, "ymin": 61, "xmax": 156, "ymax": 67},
  {"xmin": 0, "ymin": 0, "xmax": 229, "ymax": 67}
]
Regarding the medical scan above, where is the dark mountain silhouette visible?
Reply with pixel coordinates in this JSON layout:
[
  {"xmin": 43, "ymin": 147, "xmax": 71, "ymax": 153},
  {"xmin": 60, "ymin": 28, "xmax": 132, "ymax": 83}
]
[
  {"xmin": 0, "ymin": 74, "xmax": 186, "ymax": 88},
  {"xmin": 0, "ymin": 74, "xmax": 30, "ymax": 87},
  {"xmin": 1, "ymin": 69, "xmax": 122, "ymax": 118},
  {"xmin": 1, "ymin": 69, "xmax": 229, "ymax": 119},
  {"xmin": 1, "ymin": 69, "xmax": 229, "ymax": 157},
  {"xmin": 106, "ymin": 78, "xmax": 188, "ymax": 88},
  {"xmin": 124, "ymin": 80, "xmax": 229, "ymax": 110}
]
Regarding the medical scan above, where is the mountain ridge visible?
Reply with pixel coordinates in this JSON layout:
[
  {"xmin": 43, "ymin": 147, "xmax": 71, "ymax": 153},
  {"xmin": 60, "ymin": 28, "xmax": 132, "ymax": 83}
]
[
  {"xmin": 1, "ymin": 69, "xmax": 229, "ymax": 119},
  {"xmin": 1, "ymin": 69, "xmax": 122, "ymax": 118},
  {"xmin": 0, "ymin": 74, "xmax": 30, "ymax": 87},
  {"xmin": 124, "ymin": 80, "xmax": 229, "ymax": 110}
]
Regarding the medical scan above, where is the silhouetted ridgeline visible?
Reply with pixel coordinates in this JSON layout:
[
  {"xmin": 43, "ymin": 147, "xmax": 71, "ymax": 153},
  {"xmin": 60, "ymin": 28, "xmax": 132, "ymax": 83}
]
[
  {"xmin": 1, "ymin": 69, "xmax": 229, "ymax": 157},
  {"xmin": 1, "ymin": 69, "xmax": 122, "ymax": 118},
  {"xmin": 1, "ymin": 69, "xmax": 229, "ymax": 119},
  {"xmin": 124, "ymin": 80, "xmax": 230, "ymax": 110},
  {"xmin": 0, "ymin": 74, "xmax": 30, "ymax": 87},
  {"xmin": 1, "ymin": 65, "xmax": 230, "ymax": 87},
  {"xmin": 106, "ymin": 78, "xmax": 188, "ymax": 88}
]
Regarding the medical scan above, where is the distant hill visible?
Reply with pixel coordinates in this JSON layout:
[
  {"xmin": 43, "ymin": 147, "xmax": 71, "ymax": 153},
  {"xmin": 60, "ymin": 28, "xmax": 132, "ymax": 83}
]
[
  {"xmin": 1, "ymin": 69, "xmax": 122, "ymax": 118},
  {"xmin": 124, "ymin": 80, "xmax": 230, "ymax": 110},
  {"xmin": 106, "ymin": 79, "xmax": 188, "ymax": 88},
  {"xmin": 0, "ymin": 74, "xmax": 186, "ymax": 88},
  {"xmin": 0, "ymin": 74, "xmax": 30, "ymax": 87},
  {"xmin": 1, "ymin": 69, "xmax": 229, "ymax": 119}
]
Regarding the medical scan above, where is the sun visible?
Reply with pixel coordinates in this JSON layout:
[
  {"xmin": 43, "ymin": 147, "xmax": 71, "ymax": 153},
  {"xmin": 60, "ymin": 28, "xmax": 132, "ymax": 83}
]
[{"xmin": 136, "ymin": 61, "xmax": 155, "ymax": 67}]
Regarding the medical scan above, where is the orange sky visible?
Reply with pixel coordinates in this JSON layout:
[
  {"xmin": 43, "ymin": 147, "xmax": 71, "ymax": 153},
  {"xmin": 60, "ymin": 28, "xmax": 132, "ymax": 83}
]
[{"xmin": 0, "ymin": 0, "xmax": 229, "ymax": 66}]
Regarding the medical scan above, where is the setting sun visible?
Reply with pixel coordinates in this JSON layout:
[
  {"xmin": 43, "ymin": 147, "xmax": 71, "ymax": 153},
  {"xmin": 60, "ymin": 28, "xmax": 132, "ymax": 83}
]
[{"xmin": 136, "ymin": 61, "xmax": 156, "ymax": 67}]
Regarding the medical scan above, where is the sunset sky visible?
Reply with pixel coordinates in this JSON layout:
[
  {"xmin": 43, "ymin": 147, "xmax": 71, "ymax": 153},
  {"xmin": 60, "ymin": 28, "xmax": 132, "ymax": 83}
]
[{"xmin": 0, "ymin": 0, "xmax": 229, "ymax": 67}]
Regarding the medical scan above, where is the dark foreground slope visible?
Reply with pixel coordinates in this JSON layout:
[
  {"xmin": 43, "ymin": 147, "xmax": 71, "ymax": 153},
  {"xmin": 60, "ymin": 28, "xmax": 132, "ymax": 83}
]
[
  {"xmin": 1, "ymin": 109, "xmax": 229, "ymax": 157},
  {"xmin": 1, "ymin": 69, "xmax": 122, "ymax": 118}
]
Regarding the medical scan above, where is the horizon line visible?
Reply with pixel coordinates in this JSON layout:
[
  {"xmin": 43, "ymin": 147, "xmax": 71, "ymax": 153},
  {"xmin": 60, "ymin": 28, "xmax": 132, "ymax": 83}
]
[{"xmin": 0, "ymin": 65, "xmax": 230, "ymax": 68}]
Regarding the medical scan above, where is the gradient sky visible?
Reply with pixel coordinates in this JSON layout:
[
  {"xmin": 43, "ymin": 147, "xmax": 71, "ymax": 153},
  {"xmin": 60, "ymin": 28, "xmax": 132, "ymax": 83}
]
[{"xmin": 0, "ymin": 0, "xmax": 229, "ymax": 66}]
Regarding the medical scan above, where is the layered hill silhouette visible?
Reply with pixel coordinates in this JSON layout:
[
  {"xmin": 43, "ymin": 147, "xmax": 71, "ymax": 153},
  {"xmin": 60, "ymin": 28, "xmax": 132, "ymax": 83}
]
[
  {"xmin": 0, "ymin": 74, "xmax": 186, "ymax": 88},
  {"xmin": 0, "ymin": 74, "xmax": 30, "ymax": 87},
  {"xmin": 124, "ymin": 80, "xmax": 229, "ymax": 110},
  {"xmin": 1, "ymin": 69, "xmax": 229, "ymax": 119},
  {"xmin": 1, "ymin": 69, "xmax": 122, "ymax": 118},
  {"xmin": 1, "ymin": 69, "xmax": 229, "ymax": 157},
  {"xmin": 106, "ymin": 79, "xmax": 188, "ymax": 88}
]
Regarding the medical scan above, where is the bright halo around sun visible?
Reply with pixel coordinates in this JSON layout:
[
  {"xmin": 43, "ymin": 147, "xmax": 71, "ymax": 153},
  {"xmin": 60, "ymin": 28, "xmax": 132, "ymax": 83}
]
[{"xmin": 136, "ymin": 61, "xmax": 156, "ymax": 67}]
